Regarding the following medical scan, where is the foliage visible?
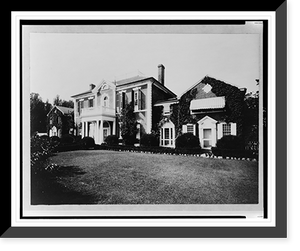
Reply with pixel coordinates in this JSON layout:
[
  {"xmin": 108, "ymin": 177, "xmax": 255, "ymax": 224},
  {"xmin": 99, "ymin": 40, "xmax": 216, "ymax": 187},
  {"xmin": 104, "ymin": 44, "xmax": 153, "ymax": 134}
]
[
  {"xmin": 170, "ymin": 88, "xmax": 198, "ymax": 136},
  {"xmin": 104, "ymin": 135, "xmax": 119, "ymax": 146},
  {"xmin": 140, "ymin": 133, "xmax": 159, "ymax": 147},
  {"xmin": 53, "ymin": 95, "xmax": 74, "ymax": 108},
  {"xmin": 201, "ymin": 76, "xmax": 246, "ymax": 136},
  {"xmin": 80, "ymin": 137, "xmax": 95, "ymax": 149},
  {"xmin": 151, "ymin": 106, "xmax": 164, "ymax": 137},
  {"xmin": 216, "ymin": 135, "xmax": 244, "ymax": 150},
  {"xmin": 31, "ymin": 135, "xmax": 59, "ymax": 173},
  {"xmin": 175, "ymin": 133, "xmax": 200, "ymax": 149},
  {"xmin": 243, "ymin": 90, "xmax": 259, "ymax": 146},
  {"xmin": 30, "ymin": 93, "xmax": 52, "ymax": 135},
  {"xmin": 118, "ymin": 103, "xmax": 138, "ymax": 145},
  {"xmin": 50, "ymin": 136, "xmax": 60, "ymax": 143},
  {"xmin": 60, "ymin": 134, "xmax": 75, "ymax": 144}
]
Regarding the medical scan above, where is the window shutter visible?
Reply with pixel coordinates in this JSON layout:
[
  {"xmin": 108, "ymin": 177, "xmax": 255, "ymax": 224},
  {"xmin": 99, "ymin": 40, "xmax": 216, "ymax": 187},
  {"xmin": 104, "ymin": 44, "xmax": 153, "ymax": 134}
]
[
  {"xmin": 138, "ymin": 89, "xmax": 142, "ymax": 110},
  {"xmin": 231, "ymin": 123, "xmax": 237, "ymax": 136},
  {"xmin": 116, "ymin": 92, "xmax": 120, "ymax": 112},
  {"xmin": 217, "ymin": 123, "xmax": 223, "ymax": 139},
  {"xmin": 120, "ymin": 92, "xmax": 124, "ymax": 109},
  {"xmin": 182, "ymin": 125, "xmax": 187, "ymax": 133},
  {"xmin": 131, "ymin": 90, "xmax": 134, "ymax": 105}
]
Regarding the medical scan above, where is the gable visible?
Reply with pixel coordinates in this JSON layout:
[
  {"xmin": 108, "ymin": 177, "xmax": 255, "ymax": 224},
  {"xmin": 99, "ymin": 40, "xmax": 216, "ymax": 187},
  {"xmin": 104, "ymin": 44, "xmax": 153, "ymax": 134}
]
[{"xmin": 192, "ymin": 82, "xmax": 217, "ymax": 99}]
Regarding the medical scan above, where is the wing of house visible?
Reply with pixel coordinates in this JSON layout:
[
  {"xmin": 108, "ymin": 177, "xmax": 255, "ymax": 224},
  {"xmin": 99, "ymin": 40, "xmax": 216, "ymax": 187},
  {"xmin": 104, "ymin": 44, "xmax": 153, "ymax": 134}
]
[{"xmin": 157, "ymin": 75, "xmax": 246, "ymax": 149}]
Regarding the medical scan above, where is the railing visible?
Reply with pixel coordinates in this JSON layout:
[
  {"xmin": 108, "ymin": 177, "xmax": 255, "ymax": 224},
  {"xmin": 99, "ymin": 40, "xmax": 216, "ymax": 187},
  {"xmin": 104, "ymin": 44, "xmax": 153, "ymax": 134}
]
[{"xmin": 80, "ymin": 106, "xmax": 115, "ymax": 117}]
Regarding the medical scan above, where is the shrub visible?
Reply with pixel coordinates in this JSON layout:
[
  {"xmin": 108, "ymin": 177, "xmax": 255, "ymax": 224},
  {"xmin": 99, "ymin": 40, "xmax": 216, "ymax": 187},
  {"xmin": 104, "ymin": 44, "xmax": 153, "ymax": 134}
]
[
  {"xmin": 175, "ymin": 133, "xmax": 200, "ymax": 148},
  {"xmin": 50, "ymin": 136, "xmax": 60, "ymax": 143},
  {"xmin": 140, "ymin": 133, "xmax": 159, "ymax": 147},
  {"xmin": 39, "ymin": 135, "xmax": 50, "ymax": 141},
  {"xmin": 122, "ymin": 135, "xmax": 137, "ymax": 146},
  {"xmin": 80, "ymin": 137, "xmax": 95, "ymax": 149},
  {"xmin": 104, "ymin": 135, "xmax": 119, "ymax": 146},
  {"xmin": 216, "ymin": 135, "xmax": 244, "ymax": 150},
  {"xmin": 60, "ymin": 134, "xmax": 75, "ymax": 144}
]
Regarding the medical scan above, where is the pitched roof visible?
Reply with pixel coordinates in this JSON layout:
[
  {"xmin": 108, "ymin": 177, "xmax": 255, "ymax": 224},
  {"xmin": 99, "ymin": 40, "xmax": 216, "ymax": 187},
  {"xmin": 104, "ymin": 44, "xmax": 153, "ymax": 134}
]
[
  {"xmin": 190, "ymin": 96, "xmax": 226, "ymax": 110},
  {"xmin": 47, "ymin": 105, "xmax": 74, "ymax": 116},
  {"xmin": 56, "ymin": 106, "xmax": 74, "ymax": 114},
  {"xmin": 115, "ymin": 75, "xmax": 150, "ymax": 86}
]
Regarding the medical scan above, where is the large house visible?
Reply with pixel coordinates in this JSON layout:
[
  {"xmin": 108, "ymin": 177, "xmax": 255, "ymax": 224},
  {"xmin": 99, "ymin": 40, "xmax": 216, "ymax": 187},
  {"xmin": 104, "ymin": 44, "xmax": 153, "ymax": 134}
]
[
  {"xmin": 71, "ymin": 64, "xmax": 176, "ymax": 145},
  {"xmin": 71, "ymin": 65, "xmax": 246, "ymax": 149}
]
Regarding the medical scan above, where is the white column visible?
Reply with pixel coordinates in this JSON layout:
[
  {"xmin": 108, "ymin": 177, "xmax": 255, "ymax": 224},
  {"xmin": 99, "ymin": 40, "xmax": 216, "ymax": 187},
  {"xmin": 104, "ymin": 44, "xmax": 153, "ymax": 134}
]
[
  {"xmin": 96, "ymin": 120, "xmax": 100, "ymax": 144},
  {"xmin": 212, "ymin": 123, "xmax": 217, "ymax": 147},
  {"xmin": 85, "ymin": 121, "xmax": 88, "ymax": 137},
  {"xmin": 99, "ymin": 120, "xmax": 103, "ymax": 144},
  {"xmin": 112, "ymin": 119, "xmax": 116, "ymax": 135},
  {"xmin": 146, "ymin": 82, "xmax": 152, "ymax": 133},
  {"xmin": 82, "ymin": 121, "xmax": 85, "ymax": 137}
]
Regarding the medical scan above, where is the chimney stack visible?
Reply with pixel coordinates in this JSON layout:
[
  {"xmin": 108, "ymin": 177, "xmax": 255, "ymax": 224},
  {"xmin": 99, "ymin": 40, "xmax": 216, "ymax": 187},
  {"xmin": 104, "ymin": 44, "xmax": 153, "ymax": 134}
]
[
  {"xmin": 90, "ymin": 83, "xmax": 96, "ymax": 90},
  {"xmin": 158, "ymin": 64, "xmax": 165, "ymax": 85}
]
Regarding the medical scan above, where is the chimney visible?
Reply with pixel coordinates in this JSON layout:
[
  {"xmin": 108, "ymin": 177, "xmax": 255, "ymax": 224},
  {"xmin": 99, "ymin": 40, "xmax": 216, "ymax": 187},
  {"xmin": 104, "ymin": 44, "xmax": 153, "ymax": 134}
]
[
  {"xmin": 90, "ymin": 83, "xmax": 96, "ymax": 90},
  {"xmin": 158, "ymin": 64, "xmax": 165, "ymax": 85}
]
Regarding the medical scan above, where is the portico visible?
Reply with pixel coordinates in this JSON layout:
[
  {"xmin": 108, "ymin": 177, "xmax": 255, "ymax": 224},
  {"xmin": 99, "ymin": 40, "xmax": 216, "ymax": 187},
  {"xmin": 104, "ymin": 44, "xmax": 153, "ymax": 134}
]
[{"xmin": 81, "ymin": 116, "xmax": 116, "ymax": 145}]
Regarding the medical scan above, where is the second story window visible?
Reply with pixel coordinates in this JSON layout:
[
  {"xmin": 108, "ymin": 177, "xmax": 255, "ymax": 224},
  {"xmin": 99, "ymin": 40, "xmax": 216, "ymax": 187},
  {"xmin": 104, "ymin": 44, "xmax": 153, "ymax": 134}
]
[
  {"xmin": 103, "ymin": 96, "xmax": 109, "ymax": 107},
  {"xmin": 88, "ymin": 98, "xmax": 94, "ymax": 108}
]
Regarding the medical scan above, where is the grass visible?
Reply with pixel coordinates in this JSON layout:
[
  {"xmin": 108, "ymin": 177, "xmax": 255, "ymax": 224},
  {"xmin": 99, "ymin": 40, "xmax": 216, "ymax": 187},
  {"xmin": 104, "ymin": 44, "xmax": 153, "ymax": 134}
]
[{"xmin": 32, "ymin": 150, "xmax": 258, "ymax": 205}]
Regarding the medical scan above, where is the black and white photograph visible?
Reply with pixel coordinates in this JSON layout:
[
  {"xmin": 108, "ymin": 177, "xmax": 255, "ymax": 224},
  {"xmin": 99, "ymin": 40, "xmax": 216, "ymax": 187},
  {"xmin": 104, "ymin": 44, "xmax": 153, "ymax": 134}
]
[
  {"xmin": 21, "ymin": 21, "xmax": 266, "ymax": 219},
  {"xmin": 26, "ymin": 24, "xmax": 263, "ymax": 208}
]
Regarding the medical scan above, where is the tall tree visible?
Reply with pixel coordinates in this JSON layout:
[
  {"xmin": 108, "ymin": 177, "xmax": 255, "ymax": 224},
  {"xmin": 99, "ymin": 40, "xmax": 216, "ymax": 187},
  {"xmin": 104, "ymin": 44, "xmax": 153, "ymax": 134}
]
[
  {"xmin": 53, "ymin": 95, "xmax": 74, "ymax": 108},
  {"xmin": 118, "ymin": 103, "xmax": 138, "ymax": 145},
  {"xmin": 30, "ymin": 93, "xmax": 51, "ymax": 135}
]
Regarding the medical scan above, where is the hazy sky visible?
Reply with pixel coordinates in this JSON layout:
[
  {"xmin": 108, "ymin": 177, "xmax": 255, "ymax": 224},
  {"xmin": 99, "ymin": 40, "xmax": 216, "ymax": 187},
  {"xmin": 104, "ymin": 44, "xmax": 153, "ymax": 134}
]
[{"xmin": 30, "ymin": 32, "xmax": 260, "ymax": 102}]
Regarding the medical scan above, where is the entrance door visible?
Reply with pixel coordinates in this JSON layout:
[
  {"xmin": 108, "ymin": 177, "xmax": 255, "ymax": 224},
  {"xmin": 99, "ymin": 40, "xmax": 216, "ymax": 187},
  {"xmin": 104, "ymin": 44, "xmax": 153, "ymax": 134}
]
[
  {"xmin": 103, "ymin": 121, "xmax": 110, "ymax": 141},
  {"xmin": 203, "ymin": 128, "xmax": 212, "ymax": 148}
]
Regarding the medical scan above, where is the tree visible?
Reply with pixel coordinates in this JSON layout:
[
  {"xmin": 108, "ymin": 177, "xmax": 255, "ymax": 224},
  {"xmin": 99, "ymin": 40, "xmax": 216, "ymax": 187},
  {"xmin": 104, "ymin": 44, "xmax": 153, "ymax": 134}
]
[
  {"xmin": 118, "ymin": 103, "xmax": 138, "ymax": 145},
  {"xmin": 30, "ymin": 93, "xmax": 52, "ymax": 135},
  {"xmin": 53, "ymin": 95, "xmax": 74, "ymax": 108}
]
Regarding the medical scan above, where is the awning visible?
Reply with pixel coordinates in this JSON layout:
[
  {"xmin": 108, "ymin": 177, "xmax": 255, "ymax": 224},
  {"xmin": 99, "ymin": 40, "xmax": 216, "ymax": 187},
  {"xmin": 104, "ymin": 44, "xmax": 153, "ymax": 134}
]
[{"xmin": 190, "ymin": 96, "xmax": 225, "ymax": 110}]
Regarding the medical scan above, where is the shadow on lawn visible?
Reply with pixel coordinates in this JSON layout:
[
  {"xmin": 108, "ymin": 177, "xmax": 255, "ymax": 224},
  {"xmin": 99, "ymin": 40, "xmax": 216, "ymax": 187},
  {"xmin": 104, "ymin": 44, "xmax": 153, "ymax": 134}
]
[{"xmin": 31, "ymin": 165, "xmax": 97, "ymax": 205}]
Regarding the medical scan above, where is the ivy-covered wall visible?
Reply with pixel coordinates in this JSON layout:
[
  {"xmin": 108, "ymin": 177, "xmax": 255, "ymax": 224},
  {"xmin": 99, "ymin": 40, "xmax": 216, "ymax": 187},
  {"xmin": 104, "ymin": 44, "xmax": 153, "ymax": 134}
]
[{"xmin": 169, "ymin": 76, "xmax": 246, "ymax": 138}]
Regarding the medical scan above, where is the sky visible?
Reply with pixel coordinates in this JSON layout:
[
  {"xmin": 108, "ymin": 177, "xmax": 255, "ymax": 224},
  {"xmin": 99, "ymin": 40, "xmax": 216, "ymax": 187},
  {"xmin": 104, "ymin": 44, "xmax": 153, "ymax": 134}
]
[{"xmin": 30, "ymin": 32, "xmax": 260, "ymax": 103}]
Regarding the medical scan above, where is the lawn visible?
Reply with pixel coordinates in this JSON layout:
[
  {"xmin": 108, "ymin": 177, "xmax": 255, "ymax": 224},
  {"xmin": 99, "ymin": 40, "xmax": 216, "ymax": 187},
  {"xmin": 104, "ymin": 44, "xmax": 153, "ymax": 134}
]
[{"xmin": 31, "ymin": 150, "xmax": 258, "ymax": 205}]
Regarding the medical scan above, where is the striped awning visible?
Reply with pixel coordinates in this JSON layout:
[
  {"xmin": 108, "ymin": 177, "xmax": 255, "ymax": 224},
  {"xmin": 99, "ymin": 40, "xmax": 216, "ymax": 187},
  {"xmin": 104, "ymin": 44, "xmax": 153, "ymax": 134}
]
[{"xmin": 190, "ymin": 96, "xmax": 225, "ymax": 110}]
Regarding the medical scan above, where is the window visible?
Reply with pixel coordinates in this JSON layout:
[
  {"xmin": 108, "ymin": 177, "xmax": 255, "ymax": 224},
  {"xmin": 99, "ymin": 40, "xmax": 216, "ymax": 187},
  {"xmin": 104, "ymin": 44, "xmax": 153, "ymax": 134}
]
[
  {"xmin": 160, "ymin": 121, "xmax": 175, "ymax": 148},
  {"xmin": 182, "ymin": 124, "xmax": 196, "ymax": 135},
  {"xmin": 222, "ymin": 124, "xmax": 231, "ymax": 136},
  {"xmin": 77, "ymin": 101, "xmax": 80, "ymax": 113},
  {"xmin": 134, "ymin": 92, "xmax": 138, "ymax": 106},
  {"xmin": 88, "ymin": 99, "xmax": 93, "ymax": 108},
  {"xmin": 103, "ymin": 96, "xmax": 109, "ymax": 107},
  {"xmin": 187, "ymin": 125, "xmax": 194, "ymax": 134}
]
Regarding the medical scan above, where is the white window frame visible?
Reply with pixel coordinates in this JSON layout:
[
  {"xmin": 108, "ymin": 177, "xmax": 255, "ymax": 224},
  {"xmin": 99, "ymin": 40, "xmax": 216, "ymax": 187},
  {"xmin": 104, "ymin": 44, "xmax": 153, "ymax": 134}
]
[
  {"xmin": 182, "ymin": 123, "xmax": 196, "ymax": 135},
  {"xmin": 160, "ymin": 121, "xmax": 175, "ymax": 148},
  {"xmin": 102, "ymin": 94, "xmax": 109, "ymax": 108},
  {"xmin": 217, "ymin": 122, "xmax": 237, "ymax": 140}
]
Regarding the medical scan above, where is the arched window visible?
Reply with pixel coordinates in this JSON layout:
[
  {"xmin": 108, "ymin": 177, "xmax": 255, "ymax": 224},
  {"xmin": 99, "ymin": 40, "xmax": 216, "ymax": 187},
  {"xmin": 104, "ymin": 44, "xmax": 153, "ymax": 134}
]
[{"xmin": 103, "ymin": 96, "xmax": 109, "ymax": 107}]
